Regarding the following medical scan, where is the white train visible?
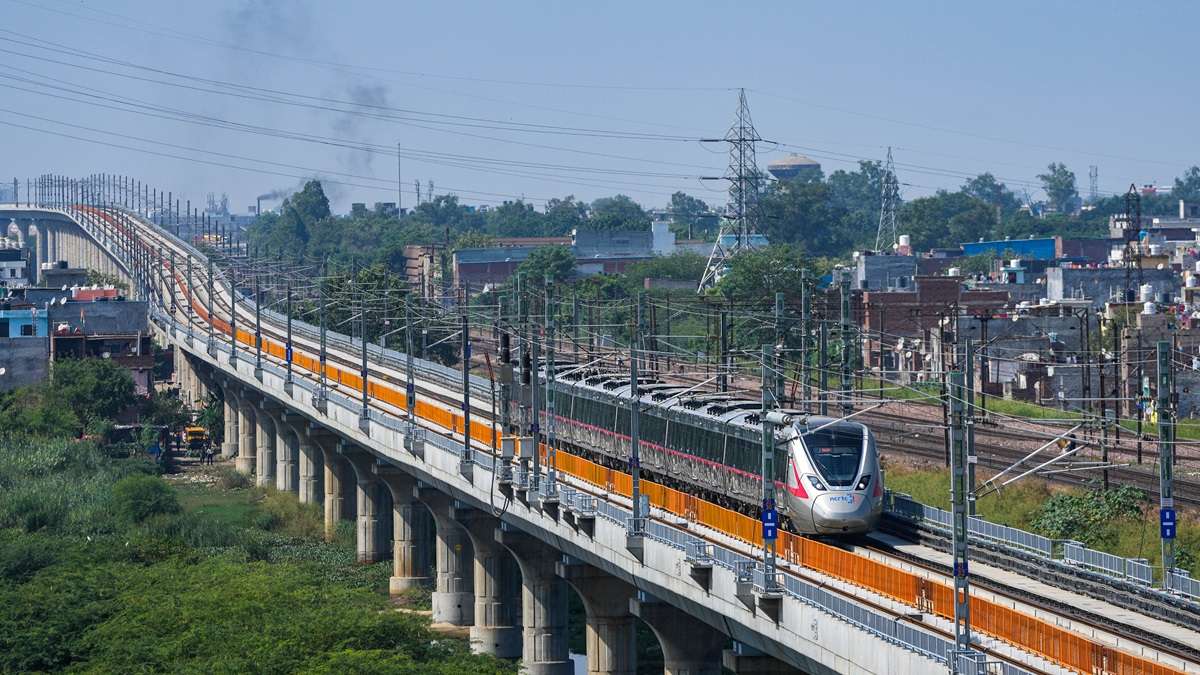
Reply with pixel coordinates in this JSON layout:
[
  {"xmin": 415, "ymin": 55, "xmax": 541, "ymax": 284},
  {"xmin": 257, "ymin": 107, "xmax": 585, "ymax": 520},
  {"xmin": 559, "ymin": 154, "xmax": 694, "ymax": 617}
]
[{"xmin": 519, "ymin": 366, "xmax": 883, "ymax": 535}]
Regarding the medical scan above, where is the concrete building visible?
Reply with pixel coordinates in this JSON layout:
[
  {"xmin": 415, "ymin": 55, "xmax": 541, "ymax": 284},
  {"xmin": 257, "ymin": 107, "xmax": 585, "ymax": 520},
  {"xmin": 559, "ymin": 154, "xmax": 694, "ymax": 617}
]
[
  {"xmin": 859, "ymin": 276, "xmax": 1007, "ymax": 375},
  {"xmin": 0, "ymin": 246, "xmax": 29, "ymax": 288},
  {"xmin": 451, "ymin": 229, "xmax": 665, "ymax": 292},
  {"xmin": 853, "ymin": 251, "xmax": 916, "ymax": 291},
  {"xmin": 963, "ymin": 236, "xmax": 1060, "ymax": 261},
  {"xmin": 1046, "ymin": 265, "xmax": 1177, "ymax": 309},
  {"xmin": 0, "ymin": 287, "xmax": 150, "ymax": 392},
  {"xmin": 0, "ymin": 304, "xmax": 48, "ymax": 337},
  {"xmin": 41, "ymin": 264, "xmax": 88, "ymax": 288},
  {"xmin": 0, "ymin": 337, "xmax": 49, "ymax": 391}
]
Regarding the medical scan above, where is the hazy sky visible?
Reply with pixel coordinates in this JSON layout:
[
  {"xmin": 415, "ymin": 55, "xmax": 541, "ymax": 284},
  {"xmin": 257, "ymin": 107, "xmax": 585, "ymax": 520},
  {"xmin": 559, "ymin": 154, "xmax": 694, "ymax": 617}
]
[{"xmin": 2, "ymin": 0, "xmax": 1195, "ymax": 214}]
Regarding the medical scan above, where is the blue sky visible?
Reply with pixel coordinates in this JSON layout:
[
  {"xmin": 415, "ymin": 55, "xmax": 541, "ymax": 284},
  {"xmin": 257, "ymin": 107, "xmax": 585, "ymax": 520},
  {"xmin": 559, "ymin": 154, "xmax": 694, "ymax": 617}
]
[{"xmin": 1, "ymin": 0, "xmax": 1194, "ymax": 214}]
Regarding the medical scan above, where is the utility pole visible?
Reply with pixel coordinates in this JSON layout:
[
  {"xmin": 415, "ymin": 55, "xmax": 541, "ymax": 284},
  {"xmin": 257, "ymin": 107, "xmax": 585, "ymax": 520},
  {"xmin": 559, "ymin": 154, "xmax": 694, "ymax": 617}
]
[
  {"xmin": 627, "ymin": 339, "xmax": 645, "ymax": 560},
  {"xmin": 169, "ymin": 250, "xmax": 177, "ymax": 318},
  {"xmin": 1157, "ymin": 341, "xmax": 1177, "ymax": 590},
  {"xmin": 460, "ymin": 312, "xmax": 473, "ymax": 478},
  {"xmin": 1099, "ymin": 323, "xmax": 1110, "ymax": 490},
  {"xmin": 228, "ymin": 267, "xmax": 238, "ymax": 365},
  {"xmin": 718, "ymin": 309, "xmax": 729, "ymax": 393},
  {"xmin": 206, "ymin": 259, "xmax": 215, "ymax": 355},
  {"xmin": 544, "ymin": 275, "xmax": 558, "ymax": 498},
  {"xmin": 185, "ymin": 255, "xmax": 194, "ymax": 345},
  {"xmin": 254, "ymin": 274, "xmax": 263, "ymax": 379},
  {"xmin": 317, "ymin": 269, "xmax": 328, "ymax": 410},
  {"xmin": 397, "ymin": 141, "xmax": 403, "ymax": 212},
  {"xmin": 963, "ymin": 338, "xmax": 977, "ymax": 516},
  {"xmin": 359, "ymin": 283, "xmax": 370, "ymax": 432},
  {"xmin": 405, "ymin": 301, "xmax": 417, "ymax": 424},
  {"xmin": 948, "ymin": 370, "xmax": 972, "ymax": 658},
  {"xmin": 285, "ymin": 283, "xmax": 294, "ymax": 393},
  {"xmin": 800, "ymin": 269, "xmax": 811, "ymax": 407},
  {"xmin": 760, "ymin": 344, "xmax": 786, "ymax": 592},
  {"xmin": 840, "ymin": 269, "xmax": 853, "ymax": 416},
  {"xmin": 818, "ymin": 321, "xmax": 829, "ymax": 416},
  {"xmin": 530, "ymin": 321, "xmax": 541, "ymax": 494},
  {"xmin": 774, "ymin": 292, "xmax": 786, "ymax": 405}
]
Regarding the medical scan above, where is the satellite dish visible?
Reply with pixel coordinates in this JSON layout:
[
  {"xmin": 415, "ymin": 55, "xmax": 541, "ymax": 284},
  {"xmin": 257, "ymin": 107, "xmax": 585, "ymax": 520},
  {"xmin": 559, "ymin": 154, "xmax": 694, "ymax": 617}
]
[
  {"xmin": 61, "ymin": 285, "xmax": 67, "ymax": 291},
  {"xmin": 0, "ymin": 367, "xmax": 6, "ymax": 376}
]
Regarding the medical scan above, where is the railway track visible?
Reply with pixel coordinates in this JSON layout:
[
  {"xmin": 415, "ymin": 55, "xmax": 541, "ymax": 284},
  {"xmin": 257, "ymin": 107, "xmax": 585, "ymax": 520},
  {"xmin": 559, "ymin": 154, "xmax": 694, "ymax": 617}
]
[{"xmin": 61, "ymin": 205, "xmax": 1199, "ymax": 675}]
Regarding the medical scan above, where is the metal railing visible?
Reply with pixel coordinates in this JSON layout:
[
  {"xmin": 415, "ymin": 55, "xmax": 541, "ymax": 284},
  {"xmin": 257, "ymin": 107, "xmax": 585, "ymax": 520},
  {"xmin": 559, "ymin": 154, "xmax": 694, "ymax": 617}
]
[
  {"xmin": 154, "ymin": 288, "xmax": 1023, "ymax": 673},
  {"xmin": 888, "ymin": 490, "xmax": 1200, "ymax": 605}
]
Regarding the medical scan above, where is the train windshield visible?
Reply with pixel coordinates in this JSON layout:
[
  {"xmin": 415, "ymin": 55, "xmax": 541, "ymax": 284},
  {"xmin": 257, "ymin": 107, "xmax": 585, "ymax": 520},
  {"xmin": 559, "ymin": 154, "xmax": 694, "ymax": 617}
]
[{"xmin": 801, "ymin": 425, "xmax": 863, "ymax": 488}]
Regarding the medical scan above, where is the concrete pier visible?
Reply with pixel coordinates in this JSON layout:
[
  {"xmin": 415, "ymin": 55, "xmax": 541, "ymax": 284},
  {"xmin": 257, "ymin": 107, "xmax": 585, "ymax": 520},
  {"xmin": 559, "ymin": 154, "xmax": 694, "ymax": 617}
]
[
  {"xmin": 375, "ymin": 470, "xmax": 430, "ymax": 595},
  {"xmin": 341, "ymin": 448, "xmax": 383, "ymax": 563},
  {"xmin": 221, "ymin": 388, "xmax": 239, "ymax": 459},
  {"xmin": 235, "ymin": 397, "xmax": 256, "ymax": 475},
  {"xmin": 320, "ymin": 440, "xmax": 352, "ymax": 542},
  {"xmin": 500, "ymin": 526, "xmax": 573, "ymax": 675},
  {"xmin": 296, "ymin": 424, "xmax": 323, "ymax": 505},
  {"xmin": 560, "ymin": 562, "xmax": 637, "ymax": 675},
  {"xmin": 255, "ymin": 402, "xmax": 276, "ymax": 488},
  {"xmin": 420, "ymin": 489, "xmax": 474, "ymax": 626},
  {"xmin": 455, "ymin": 506, "xmax": 521, "ymax": 658},
  {"xmin": 631, "ymin": 595, "xmax": 726, "ymax": 675},
  {"xmin": 274, "ymin": 413, "xmax": 298, "ymax": 493}
]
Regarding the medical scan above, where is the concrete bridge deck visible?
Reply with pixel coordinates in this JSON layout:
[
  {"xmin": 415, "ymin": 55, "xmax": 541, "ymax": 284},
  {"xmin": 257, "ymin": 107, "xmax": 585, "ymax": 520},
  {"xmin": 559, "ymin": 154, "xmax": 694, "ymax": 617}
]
[{"xmin": 5, "ymin": 196, "xmax": 1198, "ymax": 675}]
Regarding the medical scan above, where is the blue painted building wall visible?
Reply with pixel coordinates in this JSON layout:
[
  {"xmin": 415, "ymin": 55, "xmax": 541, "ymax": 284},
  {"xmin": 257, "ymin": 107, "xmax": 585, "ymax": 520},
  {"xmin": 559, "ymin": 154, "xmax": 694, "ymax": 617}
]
[
  {"xmin": 961, "ymin": 237, "xmax": 1057, "ymax": 260},
  {"xmin": 0, "ymin": 307, "xmax": 48, "ymax": 337}
]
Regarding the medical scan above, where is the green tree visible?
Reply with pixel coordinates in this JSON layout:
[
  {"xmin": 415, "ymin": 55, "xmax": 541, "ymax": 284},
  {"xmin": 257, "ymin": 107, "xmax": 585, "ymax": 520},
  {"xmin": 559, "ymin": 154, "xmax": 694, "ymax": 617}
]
[
  {"xmin": 962, "ymin": 173, "xmax": 1019, "ymax": 214},
  {"xmin": 1173, "ymin": 166, "xmax": 1200, "ymax": 203},
  {"xmin": 668, "ymin": 192, "xmax": 715, "ymax": 239},
  {"xmin": 51, "ymin": 359, "xmax": 137, "ymax": 433},
  {"xmin": 588, "ymin": 195, "xmax": 650, "ymax": 231},
  {"xmin": 900, "ymin": 191, "xmax": 996, "ymax": 250},
  {"xmin": 484, "ymin": 201, "xmax": 545, "ymax": 237},
  {"xmin": 412, "ymin": 194, "xmax": 482, "ymax": 232},
  {"xmin": 825, "ymin": 160, "xmax": 887, "ymax": 246},
  {"xmin": 543, "ymin": 196, "xmax": 588, "ymax": 235},
  {"xmin": 623, "ymin": 252, "xmax": 706, "ymax": 283},
  {"xmin": 1037, "ymin": 162, "xmax": 1079, "ymax": 214},
  {"xmin": 757, "ymin": 180, "xmax": 845, "ymax": 254},
  {"xmin": 515, "ymin": 246, "xmax": 575, "ymax": 288}
]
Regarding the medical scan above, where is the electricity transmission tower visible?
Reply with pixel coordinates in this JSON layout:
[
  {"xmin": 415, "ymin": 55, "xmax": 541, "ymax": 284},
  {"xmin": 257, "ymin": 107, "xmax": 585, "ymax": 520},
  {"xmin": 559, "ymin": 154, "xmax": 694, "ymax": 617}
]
[
  {"xmin": 699, "ymin": 89, "xmax": 764, "ymax": 292},
  {"xmin": 875, "ymin": 146, "xmax": 900, "ymax": 252},
  {"xmin": 1089, "ymin": 165, "xmax": 1099, "ymax": 203}
]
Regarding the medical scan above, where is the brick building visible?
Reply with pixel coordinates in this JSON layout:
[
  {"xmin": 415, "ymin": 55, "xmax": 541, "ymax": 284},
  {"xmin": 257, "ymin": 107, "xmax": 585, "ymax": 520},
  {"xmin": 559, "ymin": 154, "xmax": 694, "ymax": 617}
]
[{"xmin": 859, "ymin": 276, "xmax": 1007, "ymax": 377}]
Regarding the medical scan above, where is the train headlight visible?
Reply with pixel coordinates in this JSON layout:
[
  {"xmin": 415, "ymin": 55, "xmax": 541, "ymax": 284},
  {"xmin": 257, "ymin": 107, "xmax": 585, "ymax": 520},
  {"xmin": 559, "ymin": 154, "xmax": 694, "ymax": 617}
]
[
  {"xmin": 806, "ymin": 475, "xmax": 827, "ymax": 491},
  {"xmin": 856, "ymin": 475, "xmax": 871, "ymax": 491}
]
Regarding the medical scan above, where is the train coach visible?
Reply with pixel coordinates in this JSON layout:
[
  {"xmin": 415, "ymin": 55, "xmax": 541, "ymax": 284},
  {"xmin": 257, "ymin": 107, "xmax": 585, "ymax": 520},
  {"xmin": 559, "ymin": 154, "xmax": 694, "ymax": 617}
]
[{"xmin": 511, "ymin": 364, "xmax": 883, "ymax": 535}]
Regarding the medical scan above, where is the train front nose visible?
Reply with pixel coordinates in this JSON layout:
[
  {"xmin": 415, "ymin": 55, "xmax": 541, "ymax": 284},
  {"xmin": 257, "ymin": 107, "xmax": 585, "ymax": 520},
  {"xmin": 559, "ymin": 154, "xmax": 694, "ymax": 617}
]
[{"xmin": 810, "ymin": 492, "xmax": 881, "ymax": 534}]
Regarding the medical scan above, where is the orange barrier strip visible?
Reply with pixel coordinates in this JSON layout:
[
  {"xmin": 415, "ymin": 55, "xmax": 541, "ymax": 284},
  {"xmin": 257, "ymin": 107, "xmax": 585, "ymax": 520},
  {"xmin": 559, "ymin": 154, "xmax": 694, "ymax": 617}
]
[{"xmin": 160, "ymin": 255, "xmax": 1179, "ymax": 675}]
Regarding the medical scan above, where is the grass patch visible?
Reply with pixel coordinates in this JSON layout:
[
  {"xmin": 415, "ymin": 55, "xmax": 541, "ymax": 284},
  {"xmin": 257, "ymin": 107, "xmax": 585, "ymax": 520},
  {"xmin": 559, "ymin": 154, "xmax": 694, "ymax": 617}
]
[{"xmin": 0, "ymin": 435, "xmax": 511, "ymax": 674}]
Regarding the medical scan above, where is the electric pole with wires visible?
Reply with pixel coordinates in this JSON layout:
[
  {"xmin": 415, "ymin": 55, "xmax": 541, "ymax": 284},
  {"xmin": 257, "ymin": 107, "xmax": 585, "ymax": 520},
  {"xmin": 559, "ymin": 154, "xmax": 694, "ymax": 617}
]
[
  {"xmin": 875, "ymin": 146, "xmax": 900, "ymax": 252},
  {"xmin": 699, "ymin": 88, "xmax": 766, "ymax": 292}
]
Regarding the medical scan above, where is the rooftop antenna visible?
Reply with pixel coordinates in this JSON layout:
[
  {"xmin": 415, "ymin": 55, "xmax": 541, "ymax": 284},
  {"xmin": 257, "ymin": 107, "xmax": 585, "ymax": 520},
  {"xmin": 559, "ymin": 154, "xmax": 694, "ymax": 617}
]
[
  {"xmin": 875, "ymin": 146, "xmax": 900, "ymax": 252},
  {"xmin": 699, "ymin": 88, "xmax": 764, "ymax": 292}
]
